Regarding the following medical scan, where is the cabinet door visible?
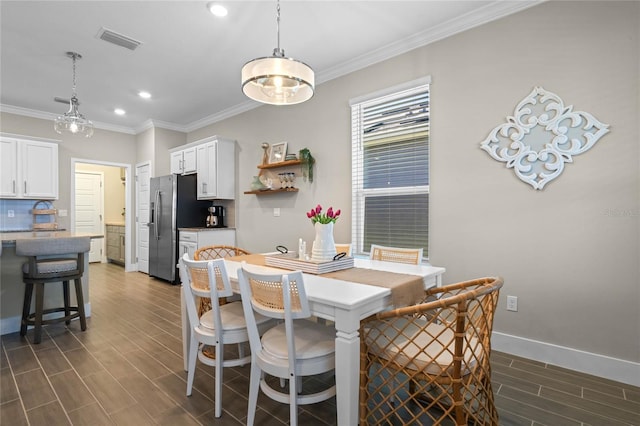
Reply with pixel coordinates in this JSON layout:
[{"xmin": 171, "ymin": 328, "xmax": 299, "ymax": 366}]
[
  {"xmin": 0, "ymin": 138, "xmax": 18, "ymax": 197},
  {"xmin": 182, "ymin": 147, "xmax": 197, "ymax": 175},
  {"xmin": 170, "ymin": 151, "xmax": 184, "ymax": 174},
  {"xmin": 22, "ymin": 141, "xmax": 58, "ymax": 199},
  {"xmin": 178, "ymin": 241, "xmax": 197, "ymax": 261},
  {"xmin": 106, "ymin": 226, "xmax": 119, "ymax": 260},
  {"xmin": 118, "ymin": 229, "xmax": 126, "ymax": 263},
  {"xmin": 216, "ymin": 140, "xmax": 235, "ymax": 200},
  {"xmin": 196, "ymin": 142, "xmax": 216, "ymax": 199}
]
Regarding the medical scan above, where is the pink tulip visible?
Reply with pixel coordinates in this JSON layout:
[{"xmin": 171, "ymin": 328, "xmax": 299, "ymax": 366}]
[
  {"xmin": 327, "ymin": 207, "xmax": 334, "ymax": 217},
  {"xmin": 306, "ymin": 211, "xmax": 313, "ymax": 218},
  {"xmin": 334, "ymin": 209, "xmax": 341, "ymax": 217},
  {"xmin": 315, "ymin": 205, "xmax": 322, "ymax": 214}
]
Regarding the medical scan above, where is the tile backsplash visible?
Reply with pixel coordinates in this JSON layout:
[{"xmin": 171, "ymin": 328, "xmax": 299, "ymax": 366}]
[{"xmin": 0, "ymin": 199, "xmax": 58, "ymax": 231}]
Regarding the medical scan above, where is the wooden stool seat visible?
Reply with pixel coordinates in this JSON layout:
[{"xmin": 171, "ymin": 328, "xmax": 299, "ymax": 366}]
[{"xmin": 16, "ymin": 237, "xmax": 90, "ymax": 344}]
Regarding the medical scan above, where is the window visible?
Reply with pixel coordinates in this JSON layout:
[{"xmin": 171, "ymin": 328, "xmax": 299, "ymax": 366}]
[{"xmin": 350, "ymin": 78, "xmax": 430, "ymax": 258}]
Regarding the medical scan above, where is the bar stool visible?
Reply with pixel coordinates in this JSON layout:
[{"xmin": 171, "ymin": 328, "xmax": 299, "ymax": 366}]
[{"xmin": 16, "ymin": 236, "xmax": 90, "ymax": 344}]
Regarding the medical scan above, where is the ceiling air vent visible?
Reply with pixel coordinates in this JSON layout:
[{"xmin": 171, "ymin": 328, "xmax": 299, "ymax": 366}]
[{"xmin": 96, "ymin": 27, "xmax": 142, "ymax": 51}]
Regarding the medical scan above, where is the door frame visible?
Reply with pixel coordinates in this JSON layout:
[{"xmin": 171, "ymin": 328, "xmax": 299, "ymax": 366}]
[{"xmin": 70, "ymin": 158, "xmax": 134, "ymax": 272}]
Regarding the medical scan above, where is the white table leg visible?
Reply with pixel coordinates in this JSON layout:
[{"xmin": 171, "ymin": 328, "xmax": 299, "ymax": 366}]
[{"xmin": 334, "ymin": 312, "xmax": 361, "ymax": 426}]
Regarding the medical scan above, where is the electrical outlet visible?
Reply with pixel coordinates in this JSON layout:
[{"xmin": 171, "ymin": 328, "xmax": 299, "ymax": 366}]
[
  {"xmin": 273, "ymin": 208, "xmax": 280, "ymax": 217},
  {"xmin": 7, "ymin": 210, "xmax": 14, "ymax": 217},
  {"xmin": 58, "ymin": 209, "xmax": 68, "ymax": 217},
  {"xmin": 506, "ymin": 295, "xmax": 518, "ymax": 312}
]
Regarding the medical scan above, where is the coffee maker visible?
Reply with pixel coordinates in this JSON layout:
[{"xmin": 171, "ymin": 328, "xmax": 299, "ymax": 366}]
[{"xmin": 206, "ymin": 205, "xmax": 226, "ymax": 228}]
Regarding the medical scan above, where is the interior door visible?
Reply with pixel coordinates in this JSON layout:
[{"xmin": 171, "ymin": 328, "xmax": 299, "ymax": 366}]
[
  {"xmin": 75, "ymin": 172, "xmax": 103, "ymax": 263},
  {"xmin": 135, "ymin": 161, "xmax": 151, "ymax": 273}
]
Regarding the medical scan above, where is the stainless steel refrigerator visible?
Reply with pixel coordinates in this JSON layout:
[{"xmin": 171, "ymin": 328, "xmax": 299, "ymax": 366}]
[{"xmin": 148, "ymin": 174, "xmax": 209, "ymax": 283}]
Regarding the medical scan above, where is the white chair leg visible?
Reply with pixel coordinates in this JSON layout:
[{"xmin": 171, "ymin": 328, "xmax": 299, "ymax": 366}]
[
  {"xmin": 297, "ymin": 375, "xmax": 303, "ymax": 394},
  {"xmin": 186, "ymin": 333, "xmax": 198, "ymax": 396},
  {"xmin": 280, "ymin": 378, "xmax": 286, "ymax": 388},
  {"xmin": 289, "ymin": 374, "xmax": 298, "ymax": 426},
  {"xmin": 214, "ymin": 343, "xmax": 223, "ymax": 418},
  {"xmin": 238, "ymin": 342, "xmax": 245, "ymax": 366},
  {"xmin": 246, "ymin": 364, "xmax": 261, "ymax": 426}
]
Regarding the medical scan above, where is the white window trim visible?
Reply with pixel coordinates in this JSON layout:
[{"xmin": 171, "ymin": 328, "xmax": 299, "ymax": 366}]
[{"xmin": 350, "ymin": 77, "xmax": 431, "ymax": 258}]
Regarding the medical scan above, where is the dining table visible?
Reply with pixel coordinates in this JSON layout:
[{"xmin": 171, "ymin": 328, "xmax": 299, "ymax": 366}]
[{"xmin": 180, "ymin": 255, "xmax": 445, "ymax": 426}]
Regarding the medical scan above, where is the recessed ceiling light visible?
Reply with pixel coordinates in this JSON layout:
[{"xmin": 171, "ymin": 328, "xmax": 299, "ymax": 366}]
[
  {"xmin": 207, "ymin": 3, "xmax": 228, "ymax": 17},
  {"xmin": 138, "ymin": 91, "xmax": 151, "ymax": 99},
  {"xmin": 114, "ymin": 108, "xmax": 126, "ymax": 115}
]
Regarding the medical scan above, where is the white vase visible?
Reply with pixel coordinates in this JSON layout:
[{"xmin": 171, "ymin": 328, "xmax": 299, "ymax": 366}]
[{"xmin": 311, "ymin": 222, "xmax": 337, "ymax": 262}]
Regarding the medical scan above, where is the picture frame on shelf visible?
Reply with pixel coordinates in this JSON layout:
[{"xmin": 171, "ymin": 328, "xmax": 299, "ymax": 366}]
[{"xmin": 269, "ymin": 142, "xmax": 287, "ymax": 164}]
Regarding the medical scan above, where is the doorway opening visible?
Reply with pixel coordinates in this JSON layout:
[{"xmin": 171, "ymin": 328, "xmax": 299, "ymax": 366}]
[{"xmin": 71, "ymin": 158, "xmax": 133, "ymax": 271}]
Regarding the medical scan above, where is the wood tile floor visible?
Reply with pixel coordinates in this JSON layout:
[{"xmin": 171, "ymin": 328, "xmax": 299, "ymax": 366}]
[{"xmin": 1, "ymin": 263, "xmax": 638, "ymax": 425}]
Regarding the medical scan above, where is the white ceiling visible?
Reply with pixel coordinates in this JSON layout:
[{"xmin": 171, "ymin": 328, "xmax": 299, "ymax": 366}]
[{"xmin": 0, "ymin": 1, "xmax": 539, "ymax": 135}]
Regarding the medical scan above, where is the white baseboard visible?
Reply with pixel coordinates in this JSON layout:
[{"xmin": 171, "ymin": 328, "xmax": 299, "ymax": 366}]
[
  {"xmin": 0, "ymin": 303, "xmax": 91, "ymax": 336},
  {"xmin": 493, "ymin": 331, "xmax": 640, "ymax": 387}
]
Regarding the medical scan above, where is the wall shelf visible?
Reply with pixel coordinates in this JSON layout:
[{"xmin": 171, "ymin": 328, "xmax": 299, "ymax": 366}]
[
  {"xmin": 244, "ymin": 188, "xmax": 299, "ymax": 195},
  {"xmin": 257, "ymin": 159, "xmax": 302, "ymax": 170}
]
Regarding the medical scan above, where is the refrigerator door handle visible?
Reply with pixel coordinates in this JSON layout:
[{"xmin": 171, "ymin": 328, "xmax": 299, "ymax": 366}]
[{"xmin": 154, "ymin": 189, "xmax": 160, "ymax": 240}]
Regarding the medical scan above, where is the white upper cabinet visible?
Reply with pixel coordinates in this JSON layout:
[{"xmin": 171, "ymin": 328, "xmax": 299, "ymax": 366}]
[
  {"xmin": 170, "ymin": 146, "xmax": 197, "ymax": 175},
  {"xmin": 0, "ymin": 138, "xmax": 18, "ymax": 197},
  {"xmin": 170, "ymin": 151, "xmax": 183, "ymax": 174},
  {"xmin": 0, "ymin": 136, "xmax": 58, "ymax": 199},
  {"xmin": 196, "ymin": 137, "xmax": 235, "ymax": 200}
]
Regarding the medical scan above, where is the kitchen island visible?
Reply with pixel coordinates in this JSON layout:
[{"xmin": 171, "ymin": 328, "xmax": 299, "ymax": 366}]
[{"xmin": 0, "ymin": 231, "xmax": 101, "ymax": 335}]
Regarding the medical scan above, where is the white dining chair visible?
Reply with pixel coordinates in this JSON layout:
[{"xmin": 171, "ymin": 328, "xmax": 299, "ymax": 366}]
[
  {"xmin": 179, "ymin": 254, "xmax": 275, "ymax": 418},
  {"xmin": 369, "ymin": 244, "xmax": 423, "ymax": 264},
  {"xmin": 238, "ymin": 265, "xmax": 336, "ymax": 426}
]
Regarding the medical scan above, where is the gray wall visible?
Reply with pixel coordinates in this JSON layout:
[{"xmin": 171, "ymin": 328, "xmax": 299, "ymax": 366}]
[{"xmin": 190, "ymin": 1, "xmax": 639, "ymax": 364}]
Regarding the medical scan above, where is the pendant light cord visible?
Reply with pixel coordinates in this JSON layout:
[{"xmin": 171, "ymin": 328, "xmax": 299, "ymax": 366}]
[
  {"xmin": 71, "ymin": 53, "xmax": 78, "ymax": 99},
  {"xmin": 274, "ymin": 0, "xmax": 284, "ymax": 57},
  {"xmin": 276, "ymin": 0, "xmax": 280, "ymax": 53}
]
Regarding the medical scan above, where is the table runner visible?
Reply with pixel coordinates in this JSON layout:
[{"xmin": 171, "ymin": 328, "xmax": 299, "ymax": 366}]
[{"xmin": 228, "ymin": 254, "xmax": 424, "ymax": 307}]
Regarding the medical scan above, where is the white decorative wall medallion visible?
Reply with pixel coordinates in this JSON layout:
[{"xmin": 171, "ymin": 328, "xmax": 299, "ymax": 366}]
[{"xmin": 480, "ymin": 87, "xmax": 610, "ymax": 190}]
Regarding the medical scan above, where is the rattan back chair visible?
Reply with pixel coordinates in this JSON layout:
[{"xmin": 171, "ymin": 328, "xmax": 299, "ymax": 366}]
[
  {"xmin": 194, "ymin": 245, "xmax": 251, "ymax": 261},
  {"xmin": 369, "ymin": 244, "xmax": 423, "ymax": 265},
  {"xmin": 359, "ymin": 276, "xmax": 503, "ymax": 425},
  {"xmin": 238, "ymin": 266, "xmax": 336, "ymax": 426},
  {"xmin": 179, "ymin": 254, "xmax": 275, "ymax": 418},
  {"xmin": 335, "ymin": 243, "xmax": 352, "ymax": 257},
  {"xmin": 193, "ymin": 245, "xmax": 251, "ymax": 313}
]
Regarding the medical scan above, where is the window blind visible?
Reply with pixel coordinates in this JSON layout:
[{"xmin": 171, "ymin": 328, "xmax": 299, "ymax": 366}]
[{"xmin": 351, "ymin": 83, "xmax": 430, "ymax": 258}]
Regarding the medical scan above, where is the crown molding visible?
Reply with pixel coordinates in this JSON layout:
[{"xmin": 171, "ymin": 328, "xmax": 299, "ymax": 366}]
[
  {"xmin": 317, "ymin": 0, "xmax": 544, "ymax": 85},
  {"xmin": 135, "ymin": 119, "xmax": 187, "ymax": 134},
  {"xmin": 184, "ymin": 100, "xmax": 261, "ymax": 133},
  {"xmin": 0, "ymin": 103, "xmax": 137, "ymax": 135}
]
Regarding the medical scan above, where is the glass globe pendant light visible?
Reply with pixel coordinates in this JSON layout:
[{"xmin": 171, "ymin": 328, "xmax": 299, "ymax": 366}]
[
  {"xmin": 54, "ymin": 52, "xmax": 94, "ymax": 137},
  {"xmin": 241, "ymin": 0, "xmax": 314, "ymax": 105}
]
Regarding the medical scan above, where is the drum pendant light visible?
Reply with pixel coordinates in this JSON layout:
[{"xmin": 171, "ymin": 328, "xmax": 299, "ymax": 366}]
[
  {"xmin": 241, "ymin": 0, "xmax": 314, "ymax": 105},
  {"xmin": 54, "ymin": 52, "xmax": 94, "ymax": 137}
]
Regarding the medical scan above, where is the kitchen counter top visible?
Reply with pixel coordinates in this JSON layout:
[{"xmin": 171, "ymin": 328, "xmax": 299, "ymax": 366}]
[
  {"xmin": 1, "ymin": 230, "xmax": 103, "ymax": 243},
  {"xmin": 105, "ymin": 222, "xmax": 125, "ymax": 226},
  {"xmin": 178, "ymin": 227, "xmax": 236, "ymax": 232}
]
